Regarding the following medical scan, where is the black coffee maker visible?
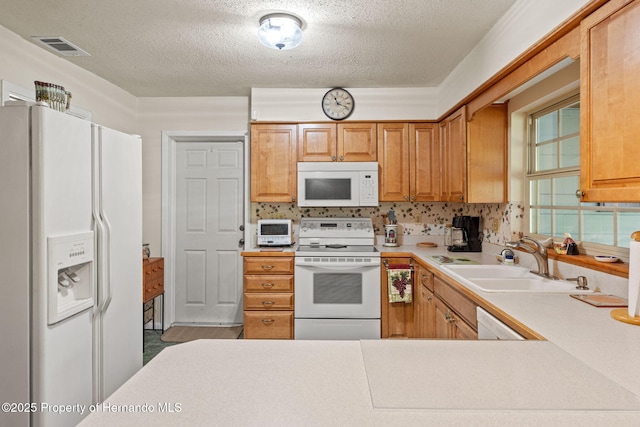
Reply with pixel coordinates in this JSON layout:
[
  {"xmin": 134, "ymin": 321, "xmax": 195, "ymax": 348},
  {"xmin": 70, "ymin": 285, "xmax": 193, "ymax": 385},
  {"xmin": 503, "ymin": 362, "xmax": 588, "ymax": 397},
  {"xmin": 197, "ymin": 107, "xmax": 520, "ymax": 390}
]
[{"xmin": 447, "ymin": 215, "xmax": 482, "ymax": 252}]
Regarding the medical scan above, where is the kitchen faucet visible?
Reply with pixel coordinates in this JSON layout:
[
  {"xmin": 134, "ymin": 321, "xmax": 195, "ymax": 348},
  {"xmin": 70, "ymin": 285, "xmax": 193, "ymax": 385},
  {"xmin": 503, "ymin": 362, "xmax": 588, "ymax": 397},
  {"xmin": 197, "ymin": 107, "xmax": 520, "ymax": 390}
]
[{"xmin": 505, "ymin": 236, "xmax": 550, "ymax": 278}]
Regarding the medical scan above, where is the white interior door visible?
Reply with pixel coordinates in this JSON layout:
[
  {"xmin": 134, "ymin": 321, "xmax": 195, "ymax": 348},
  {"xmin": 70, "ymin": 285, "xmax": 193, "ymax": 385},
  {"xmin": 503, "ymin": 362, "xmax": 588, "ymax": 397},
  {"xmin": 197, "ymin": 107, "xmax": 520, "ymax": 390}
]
[{"xmin": 174, "ymin": 142, "xmax": 244, "ymax": 324}]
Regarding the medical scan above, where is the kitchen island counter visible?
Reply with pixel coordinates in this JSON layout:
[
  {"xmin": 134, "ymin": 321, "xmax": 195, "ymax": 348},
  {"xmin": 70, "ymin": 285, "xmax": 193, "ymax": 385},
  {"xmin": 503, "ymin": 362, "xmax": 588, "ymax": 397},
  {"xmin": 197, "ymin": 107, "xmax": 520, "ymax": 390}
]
[
  {"xmin": 79, "ymin": 339, "xmax": 640, "ymax": 426},
  {"xmin": 79, "ymin": 242, "xmax": 640, "ymax": 426}
]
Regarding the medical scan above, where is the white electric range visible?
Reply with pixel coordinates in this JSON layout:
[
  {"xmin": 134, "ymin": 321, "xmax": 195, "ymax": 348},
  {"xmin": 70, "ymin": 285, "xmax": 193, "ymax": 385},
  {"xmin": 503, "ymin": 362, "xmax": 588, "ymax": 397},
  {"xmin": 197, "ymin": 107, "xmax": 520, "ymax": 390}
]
[{"xmin": 294, "ymin": 218, "xmax": 381, "ymax": 340}]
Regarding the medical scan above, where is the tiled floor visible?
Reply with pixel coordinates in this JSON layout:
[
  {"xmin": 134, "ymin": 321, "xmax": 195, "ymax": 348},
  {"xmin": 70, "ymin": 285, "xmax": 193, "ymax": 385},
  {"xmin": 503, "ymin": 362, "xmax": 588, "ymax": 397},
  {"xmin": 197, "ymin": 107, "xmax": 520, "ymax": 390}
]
[
  {"xmin": 143, "ymin": 328, "xmax": 244, "ymax": 365},
  {"xmin": 143, "ymin": 330, "xmax": 178, "ymax": 365}
]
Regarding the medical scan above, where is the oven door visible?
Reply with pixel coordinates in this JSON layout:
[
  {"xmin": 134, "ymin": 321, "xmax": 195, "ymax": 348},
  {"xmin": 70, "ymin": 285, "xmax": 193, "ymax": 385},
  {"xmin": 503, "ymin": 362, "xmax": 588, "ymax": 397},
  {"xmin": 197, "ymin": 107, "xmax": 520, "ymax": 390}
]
[{"xmin": 294, "ymin": 259, "xmax": 381, "ymax": 319}]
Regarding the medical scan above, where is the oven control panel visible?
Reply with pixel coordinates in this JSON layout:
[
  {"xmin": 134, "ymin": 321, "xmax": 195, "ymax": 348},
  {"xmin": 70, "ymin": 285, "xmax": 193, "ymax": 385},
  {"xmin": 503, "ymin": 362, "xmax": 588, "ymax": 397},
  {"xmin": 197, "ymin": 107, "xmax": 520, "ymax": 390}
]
[{"xmin": 300, "ymin": 218, "xmax": 372, "ymax": 236}]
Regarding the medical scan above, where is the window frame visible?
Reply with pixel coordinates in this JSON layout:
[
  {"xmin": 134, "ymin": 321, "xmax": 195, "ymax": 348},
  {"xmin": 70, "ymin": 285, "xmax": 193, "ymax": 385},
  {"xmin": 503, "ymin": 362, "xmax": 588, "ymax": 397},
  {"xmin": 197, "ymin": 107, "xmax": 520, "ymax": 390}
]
[{"xmin": 524, "ymin": 94, "xmax": 636, "ymax": 260}]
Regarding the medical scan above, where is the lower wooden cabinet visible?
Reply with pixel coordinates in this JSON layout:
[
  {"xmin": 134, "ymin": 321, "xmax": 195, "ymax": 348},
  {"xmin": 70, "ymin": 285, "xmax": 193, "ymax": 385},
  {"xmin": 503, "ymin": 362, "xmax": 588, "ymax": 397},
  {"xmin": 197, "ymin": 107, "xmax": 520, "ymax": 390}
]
[
  {"xmin": 243, "ymin": 311, "xmax": 294, "ymax": 339},
  {"xmin": 433, "ymin": 275, "xmax": 478, "ymax": 340},
  {"xmin": 434, "ymin": 297, "xmax": 477, "ymax": 339},
  {"xmin": 381, "ymin": 257, "xmax": 414, "ymax": 338},
  {"xmin": 384, "ymin": 258, "xmax": 479, "ymax": 340},
  {"xmin": 242, "ymin": 254, "xmax": 295, "ymax": 339},
  {"xmin": 414, "ymin": 264, "xmax": 435, "ymax": 338}
]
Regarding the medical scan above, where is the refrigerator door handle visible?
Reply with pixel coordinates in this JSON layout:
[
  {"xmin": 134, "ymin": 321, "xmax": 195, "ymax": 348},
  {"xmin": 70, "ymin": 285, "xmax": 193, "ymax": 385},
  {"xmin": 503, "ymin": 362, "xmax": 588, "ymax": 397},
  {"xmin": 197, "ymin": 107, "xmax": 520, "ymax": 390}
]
[
  {"xmin": 93, "ymin": 125, "xmax": 111, "ymax": 317},
  {"xmin": 100, "ymin": 210, "xmax": 113, "ymax": 312}
]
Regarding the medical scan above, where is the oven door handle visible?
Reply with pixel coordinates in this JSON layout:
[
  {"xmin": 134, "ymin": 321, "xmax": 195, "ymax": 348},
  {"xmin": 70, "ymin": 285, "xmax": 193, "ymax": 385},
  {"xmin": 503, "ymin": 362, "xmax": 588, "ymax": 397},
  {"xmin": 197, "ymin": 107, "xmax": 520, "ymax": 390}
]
[{"xmin": 295, "ymin": 263, "xmax": 380, "ymax": 271}]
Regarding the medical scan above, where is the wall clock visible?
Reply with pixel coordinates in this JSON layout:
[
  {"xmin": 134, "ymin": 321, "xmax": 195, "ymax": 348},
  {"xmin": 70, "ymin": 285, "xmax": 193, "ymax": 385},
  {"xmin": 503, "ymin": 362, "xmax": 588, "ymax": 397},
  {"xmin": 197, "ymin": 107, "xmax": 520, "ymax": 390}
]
[{"xmin": 321, "ymin": 88, "xmax": 354, "ymax": 120}]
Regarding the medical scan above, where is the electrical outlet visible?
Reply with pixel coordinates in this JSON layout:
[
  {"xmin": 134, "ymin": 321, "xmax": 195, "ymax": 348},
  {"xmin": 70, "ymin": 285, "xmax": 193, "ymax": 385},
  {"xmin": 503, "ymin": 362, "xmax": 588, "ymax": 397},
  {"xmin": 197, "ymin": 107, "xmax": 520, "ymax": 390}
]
[{"xmin": 491, "ymin": 218, "xmax": 500, "ymax": 233}]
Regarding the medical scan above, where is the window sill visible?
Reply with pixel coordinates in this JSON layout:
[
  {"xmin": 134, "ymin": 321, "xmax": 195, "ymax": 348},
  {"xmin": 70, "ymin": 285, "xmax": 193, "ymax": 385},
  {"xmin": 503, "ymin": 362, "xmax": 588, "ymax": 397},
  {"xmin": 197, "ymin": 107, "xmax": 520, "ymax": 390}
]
[{"xmin": 548, "ymin": 252, "xmax": 629, "ymax": 278}]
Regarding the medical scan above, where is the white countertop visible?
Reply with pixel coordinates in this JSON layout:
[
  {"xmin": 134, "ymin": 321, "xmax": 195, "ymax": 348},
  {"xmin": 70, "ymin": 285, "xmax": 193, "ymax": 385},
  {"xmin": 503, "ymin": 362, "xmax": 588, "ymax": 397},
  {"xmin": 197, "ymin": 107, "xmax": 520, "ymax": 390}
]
[{"xmin": 79, "ymin": 242, "xmax": 640, "ymax": 426}]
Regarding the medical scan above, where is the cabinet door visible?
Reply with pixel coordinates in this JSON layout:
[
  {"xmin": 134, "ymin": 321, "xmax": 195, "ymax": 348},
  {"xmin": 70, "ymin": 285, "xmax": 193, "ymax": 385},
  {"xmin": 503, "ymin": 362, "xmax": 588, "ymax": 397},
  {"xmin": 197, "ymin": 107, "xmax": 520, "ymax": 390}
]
[
  {"xmin": 298, "ymin": 123, "xmax": 336, "ymax": 162},
  {"xmin": 433, "ymin": 297, "xmax": 452, "ymax": 339},
  {"xmin": 451, "ymin": 313, "xmax": 478, "ymax": 340},
  {"xmin": 580, "ymin": 0, "xmax": 640, "ymax": 202},
  {"xmin": 466, "ymin": 104, "xmax": 507, "ymax": 203},
  {"xmin": 338, "ymin": 123, "xmax": 377, "ymax": 161},
  {"xmin": 381, "ymin": 257, "xmax": 414, "ymax": 338},
  {"xmin": 377, "ymin": 123, "xmax": 410, "ymax": 201},
  {"xmin": 414, "ymin": 265, "xmax": 435, "ymax": 338},
  {"xmin": 410, "ymin": 123, "xmax": 440, "ymax": 202},
  {"xmin": 440, "ymin": 106, "xmax": 467, "ymax": 202},
  {"xmin": 250, "ymin": 124, "xmax": 297, "ymax": 202}
]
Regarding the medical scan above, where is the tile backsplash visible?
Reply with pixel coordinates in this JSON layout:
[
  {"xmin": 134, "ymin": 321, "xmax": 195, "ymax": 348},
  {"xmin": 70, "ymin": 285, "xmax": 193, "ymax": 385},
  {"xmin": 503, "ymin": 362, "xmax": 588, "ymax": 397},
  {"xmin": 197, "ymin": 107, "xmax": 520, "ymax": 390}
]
[{"xmin": 252, "ymin": 201, "xmax": 525, "ymax": 245}]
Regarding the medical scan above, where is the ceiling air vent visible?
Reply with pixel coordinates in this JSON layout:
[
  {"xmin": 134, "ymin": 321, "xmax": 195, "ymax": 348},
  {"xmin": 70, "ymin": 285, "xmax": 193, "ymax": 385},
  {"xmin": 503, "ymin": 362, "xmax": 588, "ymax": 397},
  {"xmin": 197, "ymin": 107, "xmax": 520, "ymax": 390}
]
[{"xmin": 31, "ymin": 36, "xmax": 90, "ymax": 57}]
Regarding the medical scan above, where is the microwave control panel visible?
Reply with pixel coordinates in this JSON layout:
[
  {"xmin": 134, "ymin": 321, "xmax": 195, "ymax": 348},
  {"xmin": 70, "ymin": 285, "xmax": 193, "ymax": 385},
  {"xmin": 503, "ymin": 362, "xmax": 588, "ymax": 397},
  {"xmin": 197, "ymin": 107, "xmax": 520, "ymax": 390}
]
[{"xmin": 359, "ymin": 171, "xmax": 378, "ymax": 205}]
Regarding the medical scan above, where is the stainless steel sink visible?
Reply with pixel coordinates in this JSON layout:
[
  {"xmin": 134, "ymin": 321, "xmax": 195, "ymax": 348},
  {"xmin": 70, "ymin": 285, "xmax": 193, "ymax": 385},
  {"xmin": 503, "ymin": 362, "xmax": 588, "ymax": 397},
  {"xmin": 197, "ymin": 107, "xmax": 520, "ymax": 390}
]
[{"xmin": 442, "ymin": 265, "xmax": 593, "ymax": 293}]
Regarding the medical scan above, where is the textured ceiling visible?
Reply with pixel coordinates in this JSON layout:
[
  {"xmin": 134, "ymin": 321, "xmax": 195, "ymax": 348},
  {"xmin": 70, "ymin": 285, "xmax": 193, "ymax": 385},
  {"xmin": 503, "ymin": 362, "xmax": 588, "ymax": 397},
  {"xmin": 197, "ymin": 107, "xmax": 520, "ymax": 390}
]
[{"xmin": 0, "ymin": 0, "xmax": 517, "ymax": 97}]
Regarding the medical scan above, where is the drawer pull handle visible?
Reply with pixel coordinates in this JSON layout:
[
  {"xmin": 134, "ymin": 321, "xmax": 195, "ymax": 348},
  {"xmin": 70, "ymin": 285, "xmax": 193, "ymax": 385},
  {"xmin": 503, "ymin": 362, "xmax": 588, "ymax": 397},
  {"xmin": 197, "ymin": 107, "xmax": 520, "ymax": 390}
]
[
  {"xmin": 262, "ymin": 301, "xmax": 275, "ymax": 306},
  {"xmin": 261, "ymin": 283, "xmax": 274, "ymax": 288},
  {"xmin": 261, "ymin": 265, "xmax": 274, "ymax": 271},
  {"xmin": 262, "ymin": 319, "xmax": 275, "ymax": 325}
]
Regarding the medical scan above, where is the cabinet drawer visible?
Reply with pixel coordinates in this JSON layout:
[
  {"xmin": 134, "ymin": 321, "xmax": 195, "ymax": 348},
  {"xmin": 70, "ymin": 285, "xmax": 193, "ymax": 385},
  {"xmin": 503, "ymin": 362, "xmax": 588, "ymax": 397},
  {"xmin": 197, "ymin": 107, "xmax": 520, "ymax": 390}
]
[
  {"xmin": 243, "ymin": 311, "xmax": 294, "ymax": 339},
  {"xmin": 244, "ymin": 275, "xmax": 294, "ymax": 292},
  {"xmin": 244, "ymin": 293, "xmax": 294, "ymax": 310},
  {"xmin": 417, "ymin": 268, "xmax": 434, "ymax": 292},
  {"xmin": 144, "ymin": 281, "xmax": 164, "ymax": 302},
  {"xmin": 434, "ymin": 276, "xmax": 477, "ymax": 329},
  {"xmin": 244, "ymin": 257, "xmax": 294, "ymax": 275}
]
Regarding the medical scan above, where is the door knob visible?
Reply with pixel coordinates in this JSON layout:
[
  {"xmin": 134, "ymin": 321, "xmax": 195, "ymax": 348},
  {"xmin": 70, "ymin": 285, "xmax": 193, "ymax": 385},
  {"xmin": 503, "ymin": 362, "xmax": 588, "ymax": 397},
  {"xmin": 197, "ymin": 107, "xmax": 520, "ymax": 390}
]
[
  {"xmin": 238, "ymin": 239, "xmax": 245, "ymax": 246},
  {"xmin": 239, "ymin": 225, "xmax": 245, "ymax": 231}
]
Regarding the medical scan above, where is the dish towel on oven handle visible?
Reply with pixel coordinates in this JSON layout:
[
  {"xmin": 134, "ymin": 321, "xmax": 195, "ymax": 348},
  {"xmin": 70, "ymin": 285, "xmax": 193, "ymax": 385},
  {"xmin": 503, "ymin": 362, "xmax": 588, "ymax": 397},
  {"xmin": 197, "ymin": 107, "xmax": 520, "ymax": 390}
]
[{"xmin": 387, "ymin": 264, "xmax": 412, "ymax": 303}]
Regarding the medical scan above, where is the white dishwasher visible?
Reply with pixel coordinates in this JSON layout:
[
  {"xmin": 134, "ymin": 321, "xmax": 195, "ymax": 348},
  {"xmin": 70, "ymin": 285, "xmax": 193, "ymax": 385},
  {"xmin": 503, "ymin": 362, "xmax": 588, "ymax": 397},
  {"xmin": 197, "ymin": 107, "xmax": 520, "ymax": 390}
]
[{"xmin": 476, "ymin": 307, "xmax": 525, "ymax": 340}]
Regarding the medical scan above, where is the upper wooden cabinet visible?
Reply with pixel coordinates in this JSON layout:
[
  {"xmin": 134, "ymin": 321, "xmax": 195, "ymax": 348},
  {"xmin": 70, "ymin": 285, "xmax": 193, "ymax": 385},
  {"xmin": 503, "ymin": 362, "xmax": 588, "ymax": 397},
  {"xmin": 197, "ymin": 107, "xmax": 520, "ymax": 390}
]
[
  {"xmin": 466, "ymin": 104, "xmax": 508, "ymax": 203},
  {"xmin": 580, "ymin": 0, "xmax": 640, "ymax": 202},
  {"xmin": 411, "ymin": 123, "xmax": 441, "ymax": 202},
  {"xmin": 378, "ymin": 123, "xmax": 440, "ymax": 202},
  {"xmin": 250, "ymin": 124, "xmax": 297, "ymax": 203},
  {"xmin": 439, "ymin": 104, "xmax": 507, "ymax": 203},
  {"xmin": 439, "ymin": 107, "xmax": 467, "ymax": 202},
  {"xmin": 298, "ymin": 122, "xmax": 376, "ymax": 162},
  {"xmin": 378, "ymin": 123, "xmax": 410, "ymax": 201}
]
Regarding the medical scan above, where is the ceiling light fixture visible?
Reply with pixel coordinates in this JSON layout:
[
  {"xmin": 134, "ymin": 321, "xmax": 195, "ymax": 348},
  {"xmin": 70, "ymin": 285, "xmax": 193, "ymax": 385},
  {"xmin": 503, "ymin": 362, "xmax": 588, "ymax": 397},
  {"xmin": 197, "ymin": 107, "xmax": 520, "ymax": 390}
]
[{"xmin": 257, "ymin": 13, "xmax": 303, "ymax": 50}]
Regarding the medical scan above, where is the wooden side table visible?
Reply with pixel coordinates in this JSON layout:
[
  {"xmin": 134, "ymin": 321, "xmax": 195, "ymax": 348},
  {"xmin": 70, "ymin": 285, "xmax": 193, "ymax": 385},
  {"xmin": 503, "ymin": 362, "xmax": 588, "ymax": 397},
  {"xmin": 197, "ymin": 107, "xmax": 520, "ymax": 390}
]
[{"xmin": 143, "ymin": 257, "xmax": 165, "ymax": 333}]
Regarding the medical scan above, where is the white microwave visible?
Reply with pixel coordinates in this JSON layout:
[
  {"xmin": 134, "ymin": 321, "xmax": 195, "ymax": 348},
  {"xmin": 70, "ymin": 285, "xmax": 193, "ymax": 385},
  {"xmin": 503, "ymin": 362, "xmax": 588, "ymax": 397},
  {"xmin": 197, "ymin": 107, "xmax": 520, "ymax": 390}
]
[
  {"xmin": 257, "ymin": 219, "xmax": 293, "ymax": 246},
  {"xmin": 297, "ymin": 162, "xmax": 378, "ymax": 207}
]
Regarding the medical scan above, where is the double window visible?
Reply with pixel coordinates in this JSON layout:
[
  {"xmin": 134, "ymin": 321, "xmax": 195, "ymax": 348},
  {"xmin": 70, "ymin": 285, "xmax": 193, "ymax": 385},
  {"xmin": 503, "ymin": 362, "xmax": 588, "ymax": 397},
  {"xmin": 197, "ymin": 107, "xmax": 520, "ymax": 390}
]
[{"xmin": 526, "ymin": 95, "xmax": 640, "ymax": 250}]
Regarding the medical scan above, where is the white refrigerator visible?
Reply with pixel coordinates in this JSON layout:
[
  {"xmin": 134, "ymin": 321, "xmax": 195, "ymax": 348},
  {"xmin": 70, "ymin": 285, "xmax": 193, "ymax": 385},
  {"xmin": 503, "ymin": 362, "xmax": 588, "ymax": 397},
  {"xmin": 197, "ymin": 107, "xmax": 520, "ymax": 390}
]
[{"xmin": 0, "ymin": 102, "xmax": 143, "ymax": 426}]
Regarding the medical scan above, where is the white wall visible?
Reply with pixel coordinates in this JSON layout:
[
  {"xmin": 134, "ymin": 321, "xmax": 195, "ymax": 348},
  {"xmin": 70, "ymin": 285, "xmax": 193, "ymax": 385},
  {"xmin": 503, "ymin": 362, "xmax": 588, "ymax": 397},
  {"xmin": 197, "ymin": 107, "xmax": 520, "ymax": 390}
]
[
  {"xmin": 0, "ymin": 23, "xmax": 250, "ymax": 256},
  {"xmin": 137, "ymin": 97, "xmax": 249, "ymax": 254},
  {"xmin": 0, "ymin": 24, "xmax": 137, "ymax": 132},
  {"xmin": 438, "ymin": 0, "xmax": 590, "ymax": 115},
  {"xmin": 251, "ymin": 87, "xmax": 438, "ymax": 121}
]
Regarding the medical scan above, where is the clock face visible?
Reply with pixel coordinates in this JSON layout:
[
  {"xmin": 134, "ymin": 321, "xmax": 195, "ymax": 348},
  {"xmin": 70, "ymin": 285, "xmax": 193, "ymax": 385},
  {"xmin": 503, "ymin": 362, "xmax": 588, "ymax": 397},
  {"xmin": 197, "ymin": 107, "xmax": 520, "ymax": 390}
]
[{"xmin": 322, "ymin": 88, "xmax": 354, "ymax": 120}]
